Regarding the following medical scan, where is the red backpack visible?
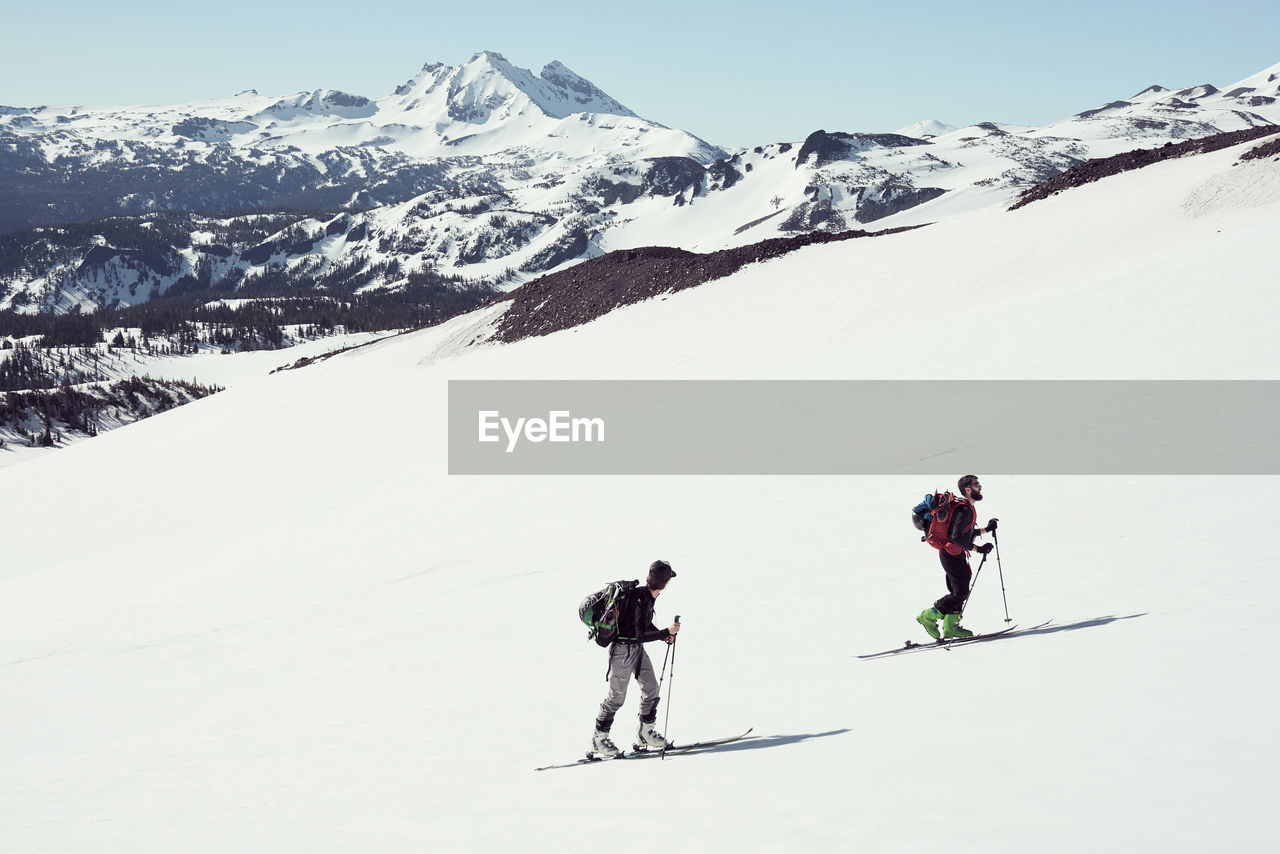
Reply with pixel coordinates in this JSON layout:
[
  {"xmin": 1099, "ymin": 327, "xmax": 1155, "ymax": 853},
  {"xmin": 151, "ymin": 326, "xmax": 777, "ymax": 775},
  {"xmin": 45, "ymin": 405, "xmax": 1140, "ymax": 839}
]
[{"xmin": 913, "ymin": 491, "xmax": 975, "ymax": 556}]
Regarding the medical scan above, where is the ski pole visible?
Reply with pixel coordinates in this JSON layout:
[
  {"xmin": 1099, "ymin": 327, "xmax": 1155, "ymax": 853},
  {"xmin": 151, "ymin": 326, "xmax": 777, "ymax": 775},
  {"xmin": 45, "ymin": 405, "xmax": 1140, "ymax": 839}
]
[
  {"xmin": 993, "ymin": 530, "xmax": 1011, "ymax": 622},
  {"xmin": 658, "ymin": 634, "xmax": 672, "ymax": 686},
  {"xmin": 661, "ymin": 616, "xmax": 679, "ymax": 759},
  {"xmin": 963, "ymin": 552, "xmax": 988, "ymax": 618}
]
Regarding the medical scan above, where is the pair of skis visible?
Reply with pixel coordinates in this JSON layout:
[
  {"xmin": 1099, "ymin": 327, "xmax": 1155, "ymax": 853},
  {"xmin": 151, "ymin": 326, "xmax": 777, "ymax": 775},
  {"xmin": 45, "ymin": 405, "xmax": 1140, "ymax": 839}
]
[
  {"xmin": 535, "ymin": 728, "xmax": 753, "ymax": 772},
  {"xmin": 856, "ymin": 619, "xmax": 1053, "ymax": 659},
  {"xmin": 540, "ymin": 620, "xmax": 1050, "ymax": 770}
]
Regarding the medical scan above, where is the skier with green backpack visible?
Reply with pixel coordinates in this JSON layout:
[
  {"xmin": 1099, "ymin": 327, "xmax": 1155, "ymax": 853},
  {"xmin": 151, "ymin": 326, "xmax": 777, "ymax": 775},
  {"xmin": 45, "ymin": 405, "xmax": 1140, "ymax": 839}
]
[
  {"xmin": 911, "ymin": 474, "xmax": 998, "ymax": 640},
  {"xmin": 578, "ymin": 560, "xmax": 680, "ymax": 757}
]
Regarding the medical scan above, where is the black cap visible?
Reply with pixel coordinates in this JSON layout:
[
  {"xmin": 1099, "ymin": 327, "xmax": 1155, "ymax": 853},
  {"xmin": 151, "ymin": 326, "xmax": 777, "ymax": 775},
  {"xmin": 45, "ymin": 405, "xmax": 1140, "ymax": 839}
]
[{"xmin": 647, "ymin": 560, "xmax": 676, "ymax": 588}]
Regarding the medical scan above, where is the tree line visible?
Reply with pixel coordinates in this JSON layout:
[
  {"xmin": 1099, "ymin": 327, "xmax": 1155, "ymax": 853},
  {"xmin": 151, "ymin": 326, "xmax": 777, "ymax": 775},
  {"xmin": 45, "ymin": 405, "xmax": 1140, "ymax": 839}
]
[
  {"xmin": 0, "ymin": 278, "xmax": 500, "ymax": 351},
  {"xmin": 0, "ymin": 375, "xmax": 222, "ymax": 448}
]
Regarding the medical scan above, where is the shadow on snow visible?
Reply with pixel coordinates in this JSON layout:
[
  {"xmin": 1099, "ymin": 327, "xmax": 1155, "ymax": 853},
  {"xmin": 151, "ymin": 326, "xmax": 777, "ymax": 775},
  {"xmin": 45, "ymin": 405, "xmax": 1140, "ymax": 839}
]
[
  {"xmin": 672, "ymin": 729, "xmax": 852, "ymax": 758},
  {"xmin": 1010, "ymin": 613, "xmax": 1146, "ymax": 638}
]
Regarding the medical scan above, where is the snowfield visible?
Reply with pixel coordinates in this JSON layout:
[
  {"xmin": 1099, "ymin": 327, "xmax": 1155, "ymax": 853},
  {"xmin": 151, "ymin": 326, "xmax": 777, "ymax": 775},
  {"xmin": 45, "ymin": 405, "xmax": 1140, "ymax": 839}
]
[
  {"xmin": 0, "ymin": 135, "xmax": 1277, "ymax": 853},
  {"xmin": 0, "ymin": 331, "xmax": 395, "ymax": 470}
]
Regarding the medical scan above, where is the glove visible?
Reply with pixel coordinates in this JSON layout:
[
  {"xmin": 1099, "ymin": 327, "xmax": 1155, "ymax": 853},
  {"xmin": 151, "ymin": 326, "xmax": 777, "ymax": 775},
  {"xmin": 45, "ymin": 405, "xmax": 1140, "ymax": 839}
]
[
  {"xmin": 975, "ymin": 543, "xmax": 994, "ymax": 555},
  {"xmin": 986, "ymin": 518, "xmax": 999, "ymax": 533}
]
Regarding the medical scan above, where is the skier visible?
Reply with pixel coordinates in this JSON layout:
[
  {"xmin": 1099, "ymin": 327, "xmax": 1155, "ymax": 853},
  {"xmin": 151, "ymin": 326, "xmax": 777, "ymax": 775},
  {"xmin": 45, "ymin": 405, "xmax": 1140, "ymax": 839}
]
[
  {"xmin": 914, "ymin": 474, "xmax": 997, "ymax": 639},
  {"xmin": 591, "ymin": 560, "xmax": 681, "ymax": 757}
]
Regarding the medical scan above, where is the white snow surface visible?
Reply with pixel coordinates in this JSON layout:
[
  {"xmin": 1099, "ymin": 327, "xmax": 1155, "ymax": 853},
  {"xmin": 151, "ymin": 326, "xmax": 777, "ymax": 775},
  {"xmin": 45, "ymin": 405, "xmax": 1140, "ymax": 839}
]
[{"xmin": 0, "ymin": 137, "xmax": 1277, "ymax": 853}]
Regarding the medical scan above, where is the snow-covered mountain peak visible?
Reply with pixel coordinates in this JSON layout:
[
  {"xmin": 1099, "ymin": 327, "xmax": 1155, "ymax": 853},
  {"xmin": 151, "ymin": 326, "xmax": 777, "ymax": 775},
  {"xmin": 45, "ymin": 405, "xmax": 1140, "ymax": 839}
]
[
  {"xmin": 1129, "ymin": 84, "xmax": 1170, "ymax": 102},
  {"xmin": 390, "ymin": 62, "xmax": 453, "ymax": 102},
  {"xmin": 1225, "ymin": 60, "xmax": 1280, "ymax": 95},
  {"xmin": 255, "ymin": 89, "xmax": 376, "ymax": 122},
  {"xmin": 538, "ymin": 60, "xmax": 635, "ymax": 117},
  {"xmin": 895, "ymin": 119, "xmax": 957, "ymax": 139},
  {"xmin": 394, "ymin": 62, "xmax": 443, "ymax": 91},
  {"xmin": 1174, "ymin": 83, "xmax": 1219, "ymax": 100},
  {"xmin": 442, "ymin": 50, "xmax": 635, "ymax": 122},
  {"xmin": 380, "ymin": 51, "xmax": 636, "ymax": 130},
  {"xmin": 444, "ymin": 50, "xmax": 547, "ymax": 123}
]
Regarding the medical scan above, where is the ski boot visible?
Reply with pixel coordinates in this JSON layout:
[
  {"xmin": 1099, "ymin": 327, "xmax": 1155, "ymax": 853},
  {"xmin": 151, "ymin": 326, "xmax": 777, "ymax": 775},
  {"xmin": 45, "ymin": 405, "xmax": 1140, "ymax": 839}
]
[
  {"xmin": 916, "ymin": 606, "xmax": 943, "ymax": 640},
  {"xmin": 591, "ymin": 730, "xmax": 622, "ymax": 758},
  {"xmin": 941, "ymin": 613, "xmax": 974, "ymax": 639},
  {"xmin": 635, "ymin": 721, "xmax": 669, "ymax": 751}
]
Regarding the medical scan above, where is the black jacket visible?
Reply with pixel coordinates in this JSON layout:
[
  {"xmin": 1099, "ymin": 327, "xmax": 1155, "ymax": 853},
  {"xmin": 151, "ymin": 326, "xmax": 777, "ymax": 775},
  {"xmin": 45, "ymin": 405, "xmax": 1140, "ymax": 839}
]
[
  {"xmin": 948, "ymin": 501, "xmax": 979, "ymax": 552},
  {"xmin": 615, "ymin": 584, "xmax": 672, "ymax": 644}
]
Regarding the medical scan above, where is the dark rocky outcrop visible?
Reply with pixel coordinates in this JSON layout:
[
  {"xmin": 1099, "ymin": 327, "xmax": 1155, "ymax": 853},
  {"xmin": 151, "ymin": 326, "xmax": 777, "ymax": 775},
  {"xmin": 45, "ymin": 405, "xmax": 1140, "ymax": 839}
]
[
  {"xmin": 781, "ymin": 199, "xmax": 844, "ymax": 232},
  {"xmin": 643, "ymin": 157, "xmax": 707, "ymax": 197},
  {"xmin": 707, "ymin": 158, "xmax": 742, "ymax": 191},
  {"xmin": 323, "ymin": 92, "xmax": 371, "ymax": 109},
  {"xmin": 1076, "ymin": 101, "xmax": 1133, "ymax": 119},
  {"xmin": 494, "ymin": 224, "xmax": 926, "ymax": 343},
  {"xmin": 1240, "ymin": 136, "xmax": 1280, "ymax": 162},
  {"xmin": 1009, "ymin": 124, "xmax": 1280, "ymax": 210},
  {"xmin": 518, "ymin": 226, "xmax": 590, "ymax": 273},
  {"xmin": 171, "ymin": 117, "xmax": 258, "ymax": 140},
  {"xmin": 855, "ymin": 186, "xmax": 947, "ymax": 223},
  {"xmin": 795, "ymin": 130, "xmax": 930, "ymax": 169}
]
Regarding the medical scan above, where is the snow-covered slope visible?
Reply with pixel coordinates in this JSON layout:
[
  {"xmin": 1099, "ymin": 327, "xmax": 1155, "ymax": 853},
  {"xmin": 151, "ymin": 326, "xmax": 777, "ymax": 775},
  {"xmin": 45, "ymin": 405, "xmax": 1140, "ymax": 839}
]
[
  {"xmin": 0, "ymin": 330, "xmax": 394, "ymax": 469},
  {"xmin": 607, "ymin": 62, "xmax": 1280, "ymax": 252},
  {"xmin": 1, "ymin": 129, "xmax": 1276, "ymax": 852}
]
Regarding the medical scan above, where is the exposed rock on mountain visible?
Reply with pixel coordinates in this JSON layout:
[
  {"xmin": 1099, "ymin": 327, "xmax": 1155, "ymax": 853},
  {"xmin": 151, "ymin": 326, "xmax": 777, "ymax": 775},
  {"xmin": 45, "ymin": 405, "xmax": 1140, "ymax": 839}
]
[
  {"xmin": 1009, "ymin": 124, "xmax": 1280, "ymax": 210},
  {"xmin": 494, "ymin": 224, "xmax": 926, "ymax": 343}
]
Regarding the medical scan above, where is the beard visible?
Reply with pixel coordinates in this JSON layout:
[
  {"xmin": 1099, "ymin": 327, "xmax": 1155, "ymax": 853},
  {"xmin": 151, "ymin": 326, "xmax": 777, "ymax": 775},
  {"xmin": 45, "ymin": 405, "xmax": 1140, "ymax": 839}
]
[{"xmin": 971, "ymin": 489, "xmax": 983, "ymax": 501}]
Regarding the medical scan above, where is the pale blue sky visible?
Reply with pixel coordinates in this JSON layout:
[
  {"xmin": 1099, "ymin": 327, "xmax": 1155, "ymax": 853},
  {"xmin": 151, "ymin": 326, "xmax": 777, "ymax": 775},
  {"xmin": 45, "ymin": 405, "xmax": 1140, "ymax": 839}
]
[{"xmin": 3, "ymin": 0, "xmax": 1278, "ymax": 147}]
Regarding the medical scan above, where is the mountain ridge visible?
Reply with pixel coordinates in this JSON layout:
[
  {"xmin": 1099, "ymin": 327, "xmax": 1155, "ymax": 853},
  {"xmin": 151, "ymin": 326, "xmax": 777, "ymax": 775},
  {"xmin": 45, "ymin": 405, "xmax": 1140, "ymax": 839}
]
[{"xmin": 2, "ymin": 54, "xmax": 1277, "ymax": 315}]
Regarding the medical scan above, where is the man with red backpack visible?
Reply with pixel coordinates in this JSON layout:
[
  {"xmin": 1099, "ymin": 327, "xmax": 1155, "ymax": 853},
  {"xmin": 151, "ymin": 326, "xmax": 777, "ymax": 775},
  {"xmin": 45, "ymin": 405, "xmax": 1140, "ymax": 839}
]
[{"xmin": 912, "ymin": 474, "xmax": 998, "ymax": 639}]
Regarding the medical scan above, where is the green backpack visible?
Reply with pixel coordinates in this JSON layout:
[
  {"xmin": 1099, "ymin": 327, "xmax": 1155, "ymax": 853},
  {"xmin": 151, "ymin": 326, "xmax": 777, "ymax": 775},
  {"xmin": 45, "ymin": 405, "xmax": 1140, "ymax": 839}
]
[{"xmin": 578, "ymin": 580, "xmax": 638, "ymax": 646}]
